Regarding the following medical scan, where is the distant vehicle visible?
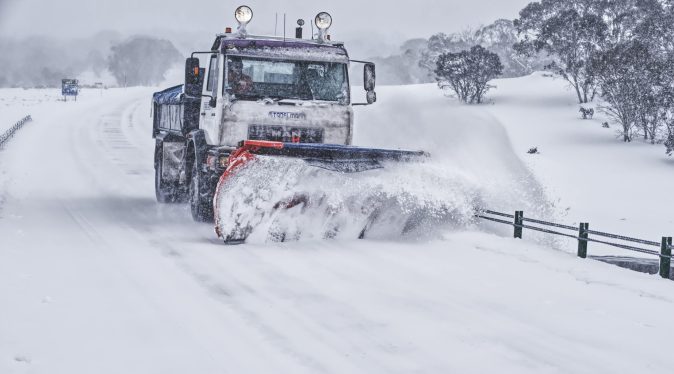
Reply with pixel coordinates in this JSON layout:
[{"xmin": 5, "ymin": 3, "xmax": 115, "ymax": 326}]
[
  {"xmin": 61, "ymin": 79, "xmax": 79, "ymax": 101},
  {"xmin": 151, "ymin": 6, "xmax": 425, "ymax": 240}
]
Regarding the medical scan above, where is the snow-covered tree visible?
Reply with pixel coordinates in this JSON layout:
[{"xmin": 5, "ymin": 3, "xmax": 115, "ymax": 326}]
[
  {"xmin": 108, "ymin": 37, "xmax": 182, "ymax": 86},
  {"xmin": 640, "ymin": 1, "xmax": 674, "ymax": 153},
  {"xmin": 435, "ymin": 46, "xmax": 503, "ymax": 104},
  {"xmin": 514, "ymin": 1, "xmax": 607, "ymax": 103},
  {"xmin": 474, "ymin": 19, "xmax": 549, "ymax": 77},
  {"xmin": 590, "ymin": 41, "xmax": 662, "ymax": 142}
]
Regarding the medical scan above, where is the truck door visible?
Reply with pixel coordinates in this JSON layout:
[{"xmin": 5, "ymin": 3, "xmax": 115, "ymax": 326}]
[{"xmin": 201, "ymin": 54, "xmax": 221, "ymax": 145}]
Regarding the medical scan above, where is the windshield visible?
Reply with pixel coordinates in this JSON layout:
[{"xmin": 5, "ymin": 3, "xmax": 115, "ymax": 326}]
[{"xmin": 225, "ymin": 57, "xmax": 349, "ymax": 104}]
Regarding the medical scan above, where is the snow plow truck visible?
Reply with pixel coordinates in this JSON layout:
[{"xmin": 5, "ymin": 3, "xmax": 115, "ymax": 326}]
[{"xmin": 152, "ymin": 6, "xmax": 426, "ymax": 242}]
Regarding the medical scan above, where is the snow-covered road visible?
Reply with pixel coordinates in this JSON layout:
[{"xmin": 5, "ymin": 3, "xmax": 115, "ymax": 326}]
[{"xmin": 2, "ymin": 87, "xmax": 674, "ymax": 373}]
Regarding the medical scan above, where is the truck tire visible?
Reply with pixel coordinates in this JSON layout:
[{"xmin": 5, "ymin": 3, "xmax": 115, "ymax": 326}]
[
  {"xmin": 155, "ymin": 144, "xmax": 177, "ymax": 203},
  {"xmin": 189, "ymin": 155, "xmax": 214, "ymax": 222}
]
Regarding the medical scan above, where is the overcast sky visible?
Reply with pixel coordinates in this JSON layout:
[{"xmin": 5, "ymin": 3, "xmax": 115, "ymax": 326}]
[{"xmin": 0, "ymin": 0, "xmax": 530, "ymax": 43}]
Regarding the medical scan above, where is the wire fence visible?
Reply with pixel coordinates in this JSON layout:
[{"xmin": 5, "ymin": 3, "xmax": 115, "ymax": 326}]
[
  {"xmin": 0, "ymin": 115, "xmax": 32, "ymax": 149},
  {"xmin": 476, "ymin": 209, "xmax": 673, "ymax": 279}
]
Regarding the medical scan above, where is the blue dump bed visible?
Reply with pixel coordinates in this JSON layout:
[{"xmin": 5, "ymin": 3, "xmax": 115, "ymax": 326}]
[
  {"xmin": 151, "ymin": 85, "xmax": 201, "ymax": 137},
  {"xmin": 152, "ymin": 84, "xmax": 185, "ymax": 105}
]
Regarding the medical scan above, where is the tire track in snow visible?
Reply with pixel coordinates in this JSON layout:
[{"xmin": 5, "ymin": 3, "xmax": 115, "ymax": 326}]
[
  {"xmin": 176, "ymin": 247, "xmax": 396, "ymax": 373},
  {"xmin": 198, "ymin": 246, "xmax": 426, "ymax": 366}
]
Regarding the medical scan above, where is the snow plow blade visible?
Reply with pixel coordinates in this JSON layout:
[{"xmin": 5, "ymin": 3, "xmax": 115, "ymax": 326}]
[
  {"xmin": 228, "ymin": 140, "xmax": 428, "ymax": 172},
  {"xmin": 213, "ymin": 140, "xmax": 429, "ymax": 243}
]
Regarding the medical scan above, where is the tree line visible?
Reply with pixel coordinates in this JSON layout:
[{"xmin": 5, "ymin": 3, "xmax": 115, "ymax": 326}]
[{"xmin": 0, "ymin": 34, "xmax": 182, "ymax": 88}]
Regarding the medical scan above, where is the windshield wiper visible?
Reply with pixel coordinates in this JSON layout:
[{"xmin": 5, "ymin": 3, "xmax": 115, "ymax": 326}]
[
  {"xmin": 277, "ymin": 96, "xmax": 310, "ymax": 104},
  {"xmin": 279, "ymin": 97, "xmax": 341, "ymax": 105},
  {"xmin": 230, "ymin": 93, "xmax": 266, "ymax": 101}
]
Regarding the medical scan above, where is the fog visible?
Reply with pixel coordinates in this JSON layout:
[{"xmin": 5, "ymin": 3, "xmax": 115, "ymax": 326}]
[
  {"xmin": 1, "ymin": 0, "xmax": 529, "ymax": 47},
  {"xmin": 0, "ymin": 0, "xmax": 531, "ymax": 87}
]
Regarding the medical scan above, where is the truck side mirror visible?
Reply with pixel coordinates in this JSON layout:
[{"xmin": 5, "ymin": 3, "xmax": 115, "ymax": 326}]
[
  {"xmin": 185, "ymin": 57, "xmax": 201, "ymax": 97},
  {"xmin": 350, "ymin": 60, "xmax": 377, "ymax": 106},
  {"xmin": 364, "ymin": 63, "xmax": 376, "ymax": 92}
]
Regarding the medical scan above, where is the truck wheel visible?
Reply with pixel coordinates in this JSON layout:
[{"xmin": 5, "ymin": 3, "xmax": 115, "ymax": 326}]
[
  {"xmin": 189, "ymin": 156, "xmax": 214, "ymax": 222},
  {"xmin": 155, "ymin": 146, "xmax": 177, "ymax": 203}
]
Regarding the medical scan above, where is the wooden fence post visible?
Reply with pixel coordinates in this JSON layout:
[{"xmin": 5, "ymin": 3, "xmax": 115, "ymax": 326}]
[
  {"xmin": 577, "ymin": 223, "xmax": 589, "ymax": 258},
  {"xmin": 660, "ymin": 237, "xmax": 672, "ymax": 279},
  {"xmin": 513, "ymin": 211, "xmax": 523, "ymax": 239}
]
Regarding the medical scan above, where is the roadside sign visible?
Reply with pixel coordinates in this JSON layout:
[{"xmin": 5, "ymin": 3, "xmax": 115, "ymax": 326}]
[{"xmin": 62, "ymin": 79, "xmax": 79, "ymax": 101}]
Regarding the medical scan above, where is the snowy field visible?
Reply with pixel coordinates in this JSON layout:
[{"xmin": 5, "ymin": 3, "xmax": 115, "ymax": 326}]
[
  {"xmin": 1, "ymin": 76, "xmax": 674, "ymax": 373},
  {"xmin": 0, "ymin": 89, "xmax": 70, "ymax": 133},
  {"xmin": 486, "ymin": 73, "xmax": 674, "ymax": 243}
]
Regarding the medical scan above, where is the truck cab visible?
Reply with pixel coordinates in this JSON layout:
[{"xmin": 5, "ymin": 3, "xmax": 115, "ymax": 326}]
[{"xmin": 152, "ymin": 7, "xmax": 377, "ymax": 221}]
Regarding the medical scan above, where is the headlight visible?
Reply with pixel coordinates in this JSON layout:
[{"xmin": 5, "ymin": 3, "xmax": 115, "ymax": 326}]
[
  {"xmin": 235, "ymin": 5, "xmax": 253, "ymax": 25},
  {"xmin": 218, "ymin": 155, "xmax": 229, "ymax": 169},
  {"xmin": 314, "ymin": 12, "xmax": 332, "ymax": 30}
]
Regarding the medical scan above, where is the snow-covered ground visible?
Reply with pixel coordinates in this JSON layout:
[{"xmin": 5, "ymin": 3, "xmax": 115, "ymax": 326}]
[
  {"xmin": 0, "ymin": 88, "xmax": 110, "ymax": 133},
  {"xmin": 0, "ymin": 89, "xmax": 57, "ymax": 133},
  {"xmin": 486, "ymin": 72, "xmax": 674, "ymax": 243},
  {"xmin": 1, "ymin": 76, "xmax": 674, "ymax": 373}
]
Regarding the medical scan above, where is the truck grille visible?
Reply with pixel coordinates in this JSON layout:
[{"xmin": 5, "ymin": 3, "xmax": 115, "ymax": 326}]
[{"xmin": 248, "ymin": 125, "xmax": 324, "ymax": 143}]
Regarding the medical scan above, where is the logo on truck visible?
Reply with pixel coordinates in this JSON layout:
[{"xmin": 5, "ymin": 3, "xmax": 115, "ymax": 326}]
[{"xmin": 269, "ymin": 111, "xmax": 307, "ymax": 120}]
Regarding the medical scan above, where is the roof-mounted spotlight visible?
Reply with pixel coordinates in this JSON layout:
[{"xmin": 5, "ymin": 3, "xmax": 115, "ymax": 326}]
[
  {"xmin": 235, "ymin": 5, "xmax": 253, "ymax": 36},
  {"xmin": 315, "ymin": 12, "xmax": 332, "ymax": 29},
  {"xmin": 314, "ymin": 12, "xmax": 332, "ymax": 43}
]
